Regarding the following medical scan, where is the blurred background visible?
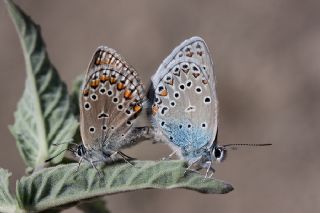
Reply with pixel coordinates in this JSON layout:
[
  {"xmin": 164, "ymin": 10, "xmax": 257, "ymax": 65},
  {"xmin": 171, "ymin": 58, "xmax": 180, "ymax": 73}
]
[{"xmin": 1, "ymin": 0, "xmax": 320, "ymax": 212}]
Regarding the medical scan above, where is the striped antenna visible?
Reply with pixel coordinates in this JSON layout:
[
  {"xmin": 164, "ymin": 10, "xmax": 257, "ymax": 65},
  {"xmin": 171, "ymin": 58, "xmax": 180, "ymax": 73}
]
[{"xmin": 223, "ymin": 143, "xmax": 272, "ymax": 147}]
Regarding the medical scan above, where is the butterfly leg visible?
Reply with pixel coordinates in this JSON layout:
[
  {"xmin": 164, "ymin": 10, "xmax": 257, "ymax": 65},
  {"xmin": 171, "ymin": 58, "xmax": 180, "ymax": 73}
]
[
  {"xmin": 117, "ymin": 151, "xmax": 135, "ymax": 166},
  {"xmin": 75, "ymin": 157, "xmax": 83, "ymax": 172},
  {"xmin": 161, "ymin": 150, "xmax": 177, "ymax": 160},
  {"xmin": 202, "ymin": 161, "xmax": 215, "ymax": 179},
  {"xmin": 110, "ymin": 151, "xmax": 135, "ymax": 166},
  {"xmin": 89, "ymin": 160, "xmax": 103, "ymax": 177},
  {"xmin": 118, "ymin": 151, "xmax": 136, "ymax": 160},
  {"xmin": 204, "ymin": 162, "xmax": 212, "ymax": 179},
  {"xmin": 184, "ymin": 157, "xmax": 202, "ymax": 175}
]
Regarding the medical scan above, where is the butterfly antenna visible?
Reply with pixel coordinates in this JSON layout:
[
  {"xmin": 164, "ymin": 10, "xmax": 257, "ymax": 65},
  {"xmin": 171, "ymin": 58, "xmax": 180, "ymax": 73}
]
[
  {"xmin": 45, "ymin": 148, "xmax": 72, "ymax": 163},
  {"xmin": 222, "ymin": 143, "xmax": 272, "ymax": 149},
  {"xmin": 52, "ymin": 140, "xmax": 78, "ymax": 146}
]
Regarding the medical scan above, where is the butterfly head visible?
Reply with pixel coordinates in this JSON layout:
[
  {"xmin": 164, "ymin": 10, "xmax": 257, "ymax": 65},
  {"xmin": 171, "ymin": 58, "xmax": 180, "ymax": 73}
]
[
  {"xmin": 45, "ymin": 141, "xmax": 87, "ymax": 163},
  {"xmin": 210, "ymin": 143, "xmax": 272, "ymax": 164},
  {"xmin": 212, "ymin": 145, "xmax": 227, "ymax": 162},
  {"xmin": 75, "ymin": 144, "xmax": 87, "ymax": 157}
]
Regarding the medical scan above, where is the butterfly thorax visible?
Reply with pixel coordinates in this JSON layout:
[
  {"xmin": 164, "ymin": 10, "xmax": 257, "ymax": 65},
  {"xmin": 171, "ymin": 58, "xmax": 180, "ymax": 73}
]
[
  {"xmin": 182, "ymin": 146, "xmax": 211, "ymax": 161},
  {"xmin": 76, "ymin": 144, "xmax": 115, "ymax": 164}
]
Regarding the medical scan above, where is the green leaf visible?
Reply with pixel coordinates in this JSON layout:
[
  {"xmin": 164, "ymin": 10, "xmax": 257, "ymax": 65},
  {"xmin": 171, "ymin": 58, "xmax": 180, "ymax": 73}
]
[
  {"xmin": 5, "ymin": 0, "xmax": 79, "ymax": 168},
  {"xmin": 17, "ymin": 160, "xmax": 233, "ymax": 211},
  {"xmin": 0, "ymin": 169, "xmax": 19, "ymax": 213},
  {"xmin": 69, "ymin": 76, "xmax": 82, "ymax": 146},
  {"xmin": 77, "ymin": 198, "xmax": 111, "ymax": 213},
  {"xmin": 70, "ymin": 75, "xmax": 83, "ymax": 117}
]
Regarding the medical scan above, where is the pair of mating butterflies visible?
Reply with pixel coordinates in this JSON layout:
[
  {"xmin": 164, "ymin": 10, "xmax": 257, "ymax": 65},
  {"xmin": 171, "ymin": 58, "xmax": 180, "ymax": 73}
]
[{"xmin": 59, "ymin": 37, "xmax": 270, "ymax": 177}]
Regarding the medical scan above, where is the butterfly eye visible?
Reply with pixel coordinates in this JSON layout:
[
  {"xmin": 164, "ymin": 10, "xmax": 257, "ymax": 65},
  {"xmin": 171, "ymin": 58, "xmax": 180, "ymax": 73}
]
[
  {"xmin": 213, "ymin": 147, "xmax": 226, "ymax": 162},
  {"xmin": 77, "ymin": 145, "xmax": 86, "ymax": 157}
]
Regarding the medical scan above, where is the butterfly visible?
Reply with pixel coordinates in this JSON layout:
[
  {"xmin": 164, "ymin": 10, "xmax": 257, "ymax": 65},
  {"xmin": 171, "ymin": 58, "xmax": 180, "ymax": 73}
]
[
  {"xmin": 147, "ymin": 37, "xmax": 271, "ymax": 178},
  {"xmin": 47, "ymin": 46, "xmax": 150, "ymax": 172}
]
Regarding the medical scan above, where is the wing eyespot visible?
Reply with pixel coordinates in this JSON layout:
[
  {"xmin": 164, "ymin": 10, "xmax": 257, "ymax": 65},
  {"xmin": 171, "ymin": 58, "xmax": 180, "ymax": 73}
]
[{"xmin": 89, "ymin": 126, "xmax": 95, "ymax": 133}]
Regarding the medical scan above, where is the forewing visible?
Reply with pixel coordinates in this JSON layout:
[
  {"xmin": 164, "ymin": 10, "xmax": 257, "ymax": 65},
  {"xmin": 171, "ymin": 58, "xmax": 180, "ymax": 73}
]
[
  {"xmin": 148, "ymin": 37, "xmax": 218, "ymax": 152},
  {"xmin": 80, "ymin": 46, "xmax": 145, "ymax": 150}
]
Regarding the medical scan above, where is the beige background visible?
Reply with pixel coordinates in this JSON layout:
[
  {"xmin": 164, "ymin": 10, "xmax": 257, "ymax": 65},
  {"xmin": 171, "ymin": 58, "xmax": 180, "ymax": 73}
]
[{"xmin": 1, "ymin": 0, "xmax": 320, "ymax": 212}]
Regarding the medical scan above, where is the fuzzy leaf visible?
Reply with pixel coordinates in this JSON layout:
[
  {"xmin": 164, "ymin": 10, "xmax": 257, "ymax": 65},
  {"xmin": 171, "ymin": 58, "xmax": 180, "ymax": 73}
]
[
  {"xmin": 70, "ymin": 75, "xmax": 83, "ymax": 117},
  {"xmin": 16, "ymin": 160, "xmax": 233, "ymax": 211},
  {"xmin": 70, "ymin": 76, "xmax": 82, "ymax": 146},
  {"xmin": 5, "ymin": 0, "xmax": 78, "ymax": 168},
  {"xmin": 0, "ymin": 169, "xmax": 19, "ymax": 213}
]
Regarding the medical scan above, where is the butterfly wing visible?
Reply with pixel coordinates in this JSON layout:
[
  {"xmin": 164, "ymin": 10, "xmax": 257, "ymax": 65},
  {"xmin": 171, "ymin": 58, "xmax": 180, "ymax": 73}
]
[
  {"xmin": 148, "ymin": 37, "xmax": 218, "ymax": 158},
  {"xmin": 80, "ymin": 46, "xmax": 145, "ymax": 151}
]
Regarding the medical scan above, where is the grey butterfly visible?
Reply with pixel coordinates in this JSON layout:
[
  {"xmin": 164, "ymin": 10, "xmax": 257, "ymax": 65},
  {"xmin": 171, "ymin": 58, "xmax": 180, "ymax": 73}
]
[
  {"xmin": 48, "ymin": 46, "xmax": 150, "ymax": 171},
  {"xmin": 147, "ymin": 36, "xmax": 271, "ymax": 177}
]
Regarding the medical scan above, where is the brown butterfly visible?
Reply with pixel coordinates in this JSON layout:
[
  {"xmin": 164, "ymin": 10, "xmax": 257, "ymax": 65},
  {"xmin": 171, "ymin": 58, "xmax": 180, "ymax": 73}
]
[{"xmin": 47, "ymin": 46, "xmax": 150, "ymax": 173}]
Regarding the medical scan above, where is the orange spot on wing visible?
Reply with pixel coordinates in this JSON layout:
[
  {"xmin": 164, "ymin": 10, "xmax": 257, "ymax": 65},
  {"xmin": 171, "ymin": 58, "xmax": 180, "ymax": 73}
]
[
  {"xmin": 133, "ymin": 105, "xmax": 142, "ymax": 112},
  {"xmin": 110, "ymin": 77, "xmax": 117, "ymax": 84},
  {"xmin": 100, "ymin": 74, "xmax": 109, "ymax": 82},
  {"xmin": 152, "ymin": 105, "xmax": 158, "ymax": 115},
  {"xmin": 124, "ymin": 90, "xmax": 132, "ymax": 99},
  {"xmin": 117, "ymin": 82, "xmax": 125, "ymax": 90},
  {"xmin": 99, "ymin": 53, "xmax": 111, "ymax": 65},
  {"xmin": 95, "ymin": 57, "xmax": 101, "ymax": 65},
  {"xmin": 82, "ymin": 89, "xmax": 89, "ymax": 96},
  {"xmin": 90, "ymin": 79, "xmax": 100, "ymax": 88},
  {"xmin": 110, "ymin": 57, "xmax": 115, "ymax": 65},
  {"xmin": 102, "ymin": 57, "xmax": 110, "ymax": 64},
  {"xmin": 159, "ymin": 89, "xmax": 168, "ymax": 96},
  {"xmin": 202, "ymin": 79, "xmax": 208, "ymax": 84}
]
